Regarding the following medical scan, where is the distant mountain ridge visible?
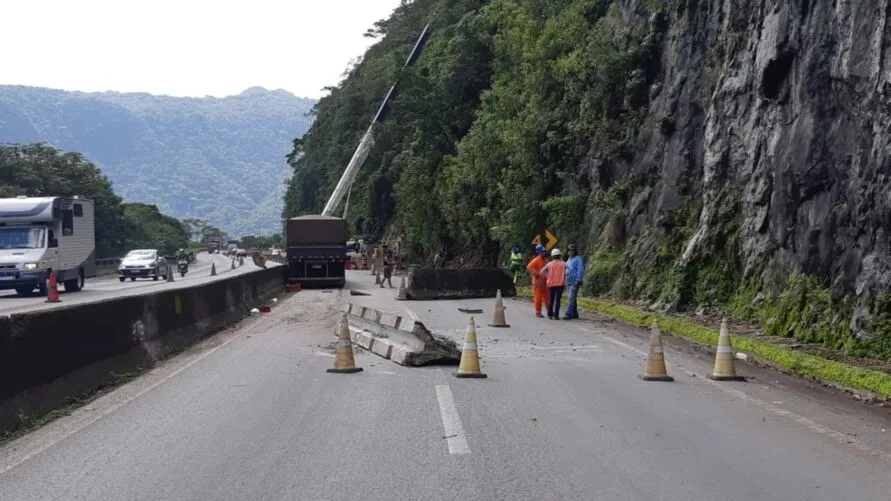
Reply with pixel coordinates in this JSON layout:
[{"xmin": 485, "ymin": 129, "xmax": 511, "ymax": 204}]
[{"xmin": 0, "ymin": 84, "xmax": 316, "ymax": 237}]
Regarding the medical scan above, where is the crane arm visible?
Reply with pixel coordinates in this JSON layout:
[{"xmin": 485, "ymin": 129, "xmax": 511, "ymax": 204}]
[{"xmin": 320, "ymin": 23, "xmax": 432, "ymax": 218}]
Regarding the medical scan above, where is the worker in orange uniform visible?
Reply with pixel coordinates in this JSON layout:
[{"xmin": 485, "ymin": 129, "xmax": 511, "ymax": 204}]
[
  {"xmin": 540, "ymin": 248, "xmax": 567, "ymax": 319},
  {"xmin": 526, "ymin": 244, "xmax": 550, "ymax": 318}
]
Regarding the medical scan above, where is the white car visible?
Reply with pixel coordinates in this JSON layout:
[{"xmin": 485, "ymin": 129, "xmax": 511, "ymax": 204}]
[{"xmin": 118, "ymin": 249, "xmax": 169, "ymax": 282}]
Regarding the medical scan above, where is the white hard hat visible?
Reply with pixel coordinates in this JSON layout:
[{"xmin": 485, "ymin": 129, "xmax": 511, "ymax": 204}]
[{"xmin": 550, "ymin": 248, "xmax": 561, "ymax": 257}]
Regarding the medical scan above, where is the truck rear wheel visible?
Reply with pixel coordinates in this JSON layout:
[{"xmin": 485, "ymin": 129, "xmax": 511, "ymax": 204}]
[{"xmin": 64, "ymin": 270, "xmax": 84, "ymax": 292}]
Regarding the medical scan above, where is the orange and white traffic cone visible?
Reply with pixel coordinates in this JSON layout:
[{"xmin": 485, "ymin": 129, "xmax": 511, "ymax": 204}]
[
  {"xmin": 45, "ymin": 271, "xmax": 61, "ymax": 303},
  {"xmin": 455, "ymin": 316, "xmax": 487, "ymax": 379},
  {"xmin": 210, "ymin": 262, "xmax": 217, "ymax": 276},
  {"xmin": 707, "ymin": 319, "xmax": 746, "ymax": 381},
  {"xmin": 327, "ymin": 314, "xmax": 363, "ymax": 374},
  {"xmin": 638, "ymin": 322, "xmax": 673, "ymax": 381},
  {"xmin": 488, "ymin": 289, "xmax": 510, "ymax": 327}
]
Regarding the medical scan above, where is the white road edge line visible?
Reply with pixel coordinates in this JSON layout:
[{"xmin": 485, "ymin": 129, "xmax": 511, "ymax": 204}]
[
  {"xmin": 0, "ymin": 327, "xmax": 245, "ymax": 475},
  {"xmin": 435, "ymin": 384, "xmax": 471, "ymax": 455},
  {"xmin": 576, "ymin": 325, "xmax": 891, "ymax": 462}
]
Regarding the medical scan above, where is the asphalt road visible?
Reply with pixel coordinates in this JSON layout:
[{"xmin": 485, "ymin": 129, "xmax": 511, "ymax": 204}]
[
  {"xmin": 2, "ymin": 270, "xmax": 891, "ymax": 500},
  {"xmin": 0, "ymin": 252, "xmax": 276, "ymax": 315}
]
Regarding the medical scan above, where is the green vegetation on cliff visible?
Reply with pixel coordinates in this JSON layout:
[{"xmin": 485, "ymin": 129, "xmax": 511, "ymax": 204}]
[
  {"xmin": 285, "ymin": 0, "xmax": 660, "ymax": 259},
  {"xmin": 0, "ymin": 143, "xmax": 189, "ymax": 256},
  {"xmin": 283, "ymin": 0, "xmax": 891, "ymax": 359}
]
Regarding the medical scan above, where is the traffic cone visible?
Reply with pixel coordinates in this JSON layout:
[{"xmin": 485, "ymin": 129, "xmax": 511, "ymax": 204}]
[
  {"xmin": 638, "ymin": 322, "xmax": 673, "ymax": 381},
  {"xmin": 45, "ymin": 271, "xmax": 61, "ymax": 303},
  {"xmin": 396, "ymin": 275, "xmax": 408, "ymax": 300},
  {"xmin": 231, "ymin": 259, "xmax": 236, "ymax": 270},
  {"xmin": 210, "ymin": 262, "xmax": 217, "ymax": 276},
  {"xmin": 455, "ymin": 316, "xmax": 487, "ymax": 379},
  {"xmin": 707, "ymin": 319, "xmax": 746, "ymax": 381},
  {"xmin": 327, "ymin": 314, "xmax": 363, "ymax": 374},
  {"xmin": 488, "ymin": 289, "xmax": 510, "ymax": 328}
]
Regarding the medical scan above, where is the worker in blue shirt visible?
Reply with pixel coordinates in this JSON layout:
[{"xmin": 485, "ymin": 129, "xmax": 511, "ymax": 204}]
[{"xmin": 564, "ymin": 244, "xmax": 584, "ymax": 320}]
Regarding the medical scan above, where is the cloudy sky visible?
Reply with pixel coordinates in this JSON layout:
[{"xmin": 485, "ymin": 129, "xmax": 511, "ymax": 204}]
[{"xmin": 0, "ymin": 0, "xmax": 403, "ymax": 98}]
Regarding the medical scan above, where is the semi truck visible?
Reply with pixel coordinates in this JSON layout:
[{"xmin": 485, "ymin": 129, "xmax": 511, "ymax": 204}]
[
  {"xmin": 0, "ymin": 195, "xmax": 96, "ymax": 296},
  {"xmin": 284, "ymin": 215, "xmax": 348, "ymax": 288}
]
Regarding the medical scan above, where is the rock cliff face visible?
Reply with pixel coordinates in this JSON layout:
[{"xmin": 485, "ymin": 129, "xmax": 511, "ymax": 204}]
[{"xmin": 601, "ymin": 0, "xmax": 890, "ymax": 333}]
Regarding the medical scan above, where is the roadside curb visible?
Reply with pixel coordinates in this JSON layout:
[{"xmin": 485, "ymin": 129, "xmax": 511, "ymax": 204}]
[{"xmin": 516, "ymin": 287, "xmax": 891, "ymax": 401}]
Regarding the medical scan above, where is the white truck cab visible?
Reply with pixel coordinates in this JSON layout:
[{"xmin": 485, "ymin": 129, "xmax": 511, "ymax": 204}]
[{"xmin": 0, "ymin": 196, "xmax": 96, "ymax": 296}]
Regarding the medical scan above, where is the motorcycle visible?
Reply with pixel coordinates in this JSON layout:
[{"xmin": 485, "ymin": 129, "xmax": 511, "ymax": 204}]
[{"xmin": 178, "ymin": 258, "xmax": 189, "ymax": 277}]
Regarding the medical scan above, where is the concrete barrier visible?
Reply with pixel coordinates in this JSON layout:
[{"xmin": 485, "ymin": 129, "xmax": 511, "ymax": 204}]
[
  {"xmin": 0, "ymin": 267, "xmax": 283, "ymax": 433},
  {"xmin": 403, "ymin": 267, "xmax": 516, "ymax": 300},
  {"xmin": 342, "ymin": 303, "xmax": 460, "ymax": 366}
]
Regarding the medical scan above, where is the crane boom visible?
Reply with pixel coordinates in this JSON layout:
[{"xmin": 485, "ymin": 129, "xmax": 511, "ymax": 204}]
[{"xmin": 321, "ymin": 23, "xmax": 432, "ymax": 217}]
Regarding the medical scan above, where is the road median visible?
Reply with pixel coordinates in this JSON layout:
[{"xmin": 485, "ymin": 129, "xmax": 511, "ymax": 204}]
[
  {"xmin": 517, "ymin": 287, "xmax": 891, "ymax": 400},
  {"xmin": 0, "ymin": 266, "xmax": 284, "ymax": 435}
]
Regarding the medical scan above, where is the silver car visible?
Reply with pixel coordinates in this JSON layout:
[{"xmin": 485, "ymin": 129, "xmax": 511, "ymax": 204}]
[{"xmin": 118, "ymin": 249, "xmax": 169, "ymax": 282}]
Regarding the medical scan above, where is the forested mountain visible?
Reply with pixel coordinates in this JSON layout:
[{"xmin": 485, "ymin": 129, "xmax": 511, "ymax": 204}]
[
  {"xmin": 0, "ymin": 85, "xmax": 315, "ymax": 237},
  {"xmin": 284, "ymin": 0, "xmax": 891, "ymax": 357}
]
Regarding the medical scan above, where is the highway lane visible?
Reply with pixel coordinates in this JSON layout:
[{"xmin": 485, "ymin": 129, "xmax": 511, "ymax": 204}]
[
  {"xmin": 2, "ymin": 270, "xmax": 891, "ymax": 500},
  {"xmin": 0, "ymin": 252, "xmax": 278, "ymax": 315}
]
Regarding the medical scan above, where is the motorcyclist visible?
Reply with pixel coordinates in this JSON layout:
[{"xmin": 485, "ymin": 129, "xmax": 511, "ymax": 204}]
[{"xmin": 175, "ymin": 248, "xmax": 189, "ymax": 270}]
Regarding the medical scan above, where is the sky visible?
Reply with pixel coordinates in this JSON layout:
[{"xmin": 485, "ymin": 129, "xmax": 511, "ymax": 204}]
[{"xmin": 0, "ymin": 0, "xmax": 404, "ymax": 99}]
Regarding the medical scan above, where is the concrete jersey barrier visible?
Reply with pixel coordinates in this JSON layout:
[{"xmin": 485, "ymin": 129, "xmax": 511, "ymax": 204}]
[
  {"xmin": 0, "ymin": 266, "xmax": 284, "ymax": 433},
  {"xmin": 342, "ymin": 303, "xmax": 460, "ymax": 366},
  {"xmin": 404, "ymin": 267, "xmax": 517, "ymax": 300}
]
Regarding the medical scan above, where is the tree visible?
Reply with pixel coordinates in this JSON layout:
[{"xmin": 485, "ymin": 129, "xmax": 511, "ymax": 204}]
[
  {"xmin": 0, "ymin": 143, "xmax": 194, "ymax": 257},
  {"xmin": 0, "ymin": 143, "xmax": 129, "ymax": 257},
  {"xmin": 240, "ymin": 234, "xmax": 284, "ymax": 249},
  {"xmin": 122, "ymin": 203, "xmax": 190, "ymax": 255}
]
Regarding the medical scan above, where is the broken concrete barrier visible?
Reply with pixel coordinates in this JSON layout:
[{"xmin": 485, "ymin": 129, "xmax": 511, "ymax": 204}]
[
  {"xmin": 403, "ymin": 267, "xmax": 516, "ymax": 300},
  {"xmin": 341, "ymin": 302, "xmax": 460, "ymax": 366}
]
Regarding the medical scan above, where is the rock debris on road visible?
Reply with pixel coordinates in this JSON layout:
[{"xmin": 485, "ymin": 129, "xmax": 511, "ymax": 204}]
[{"xmin": 2, "ymin": 270, "xmax": 891, "ymax": 501}]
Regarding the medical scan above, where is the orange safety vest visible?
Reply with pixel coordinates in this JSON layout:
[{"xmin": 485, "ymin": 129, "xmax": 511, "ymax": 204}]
[
  {"xmin": 526, "ymin": 255, "xmax": 549, "ymax": 287},
  {"xmin": 544, "ymin": 259, "xmax": 566, "ymax": 288}
]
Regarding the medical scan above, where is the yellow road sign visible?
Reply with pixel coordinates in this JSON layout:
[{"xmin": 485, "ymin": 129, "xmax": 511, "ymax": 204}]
[{"xmin": 531, "ymin": 229, "xmax": 558, "ymax": 251}]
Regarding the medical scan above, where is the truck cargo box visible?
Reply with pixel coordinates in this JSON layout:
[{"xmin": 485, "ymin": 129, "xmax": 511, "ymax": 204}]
[{"xmin": 286, "ymin": 215, "xmax": 348, "ymax": 245}]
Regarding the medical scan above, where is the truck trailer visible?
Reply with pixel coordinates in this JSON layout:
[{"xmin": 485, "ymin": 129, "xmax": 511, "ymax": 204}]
[
  {"xmin": 284, "ymin": 215, "xmax": 348, "ymax": 288},
  {"xmin": 0, "ymin": 195, "xmax": 96, "ymax": 296}
]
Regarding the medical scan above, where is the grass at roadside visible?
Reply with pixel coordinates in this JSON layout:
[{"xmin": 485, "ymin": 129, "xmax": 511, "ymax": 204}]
[
  {"xmin": 517, "ymin": 287, "xmax": 891, "ymax": 400},
  {"xmin": 0, "ymin": 369, "xmax": 145, "ymax": 446}
]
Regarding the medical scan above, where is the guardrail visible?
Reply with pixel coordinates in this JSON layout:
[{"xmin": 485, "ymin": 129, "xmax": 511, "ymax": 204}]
[{"xmin": 1, "ymin": 263, "xmax": 284, "ymax": 433}]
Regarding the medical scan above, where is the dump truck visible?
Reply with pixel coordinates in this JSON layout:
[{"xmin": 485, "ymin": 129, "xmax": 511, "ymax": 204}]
[{"xmin": 284, "ymin": 215, "xmax": 348, "ymax": 288}]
